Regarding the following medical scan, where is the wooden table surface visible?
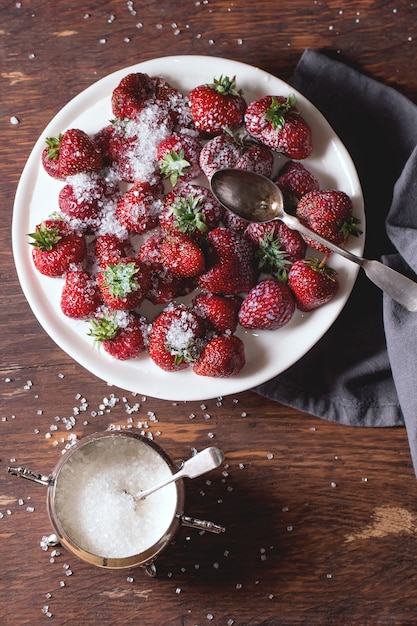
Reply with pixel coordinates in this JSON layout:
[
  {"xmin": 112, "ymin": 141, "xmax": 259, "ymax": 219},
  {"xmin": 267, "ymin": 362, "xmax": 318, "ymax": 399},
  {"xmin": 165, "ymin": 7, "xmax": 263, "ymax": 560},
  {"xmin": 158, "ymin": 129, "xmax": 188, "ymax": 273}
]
[{"xmin": 2, "ymin": 1, "xmax": 417, "ymax": 624}]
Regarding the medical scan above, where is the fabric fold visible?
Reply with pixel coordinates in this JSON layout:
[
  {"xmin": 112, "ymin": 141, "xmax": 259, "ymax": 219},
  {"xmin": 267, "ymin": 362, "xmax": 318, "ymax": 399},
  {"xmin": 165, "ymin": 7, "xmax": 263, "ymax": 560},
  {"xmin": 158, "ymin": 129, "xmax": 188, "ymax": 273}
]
[{"xmin": 254, "ymin": 49, "xmax": 417, "ymax": 474}]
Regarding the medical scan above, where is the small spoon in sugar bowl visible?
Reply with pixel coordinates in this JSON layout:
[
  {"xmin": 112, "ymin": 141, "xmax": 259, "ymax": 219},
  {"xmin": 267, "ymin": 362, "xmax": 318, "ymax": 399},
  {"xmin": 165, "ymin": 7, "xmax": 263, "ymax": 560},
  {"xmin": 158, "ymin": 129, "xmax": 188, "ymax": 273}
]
[
  {"xmin": 131, "ymin": 446, "xmax": 225, "ymax": 503},
  {"xmin": 210, "ymin": 168, "xmax": 417, "ymax": 312}
]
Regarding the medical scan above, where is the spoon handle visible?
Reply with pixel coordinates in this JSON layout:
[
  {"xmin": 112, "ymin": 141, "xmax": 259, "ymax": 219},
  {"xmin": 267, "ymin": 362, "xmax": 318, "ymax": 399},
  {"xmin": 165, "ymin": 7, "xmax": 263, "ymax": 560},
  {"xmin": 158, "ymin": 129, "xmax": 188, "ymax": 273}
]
[
  {"xmin": 282, "ymin": 213, "xmax": 417, "ymax": 312},
  {"xmin": 133, "ymin": 446, "xmax": 224, "ymax": 502}
]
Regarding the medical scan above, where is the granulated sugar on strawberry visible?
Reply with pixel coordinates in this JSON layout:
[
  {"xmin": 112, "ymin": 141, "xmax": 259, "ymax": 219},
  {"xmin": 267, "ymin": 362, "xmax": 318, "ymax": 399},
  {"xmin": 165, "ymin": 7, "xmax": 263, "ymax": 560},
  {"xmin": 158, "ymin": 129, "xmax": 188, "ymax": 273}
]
[
  {"xmin": 188, "ymin": 75, "xmax": 246, "ymax": 136},
  {"xmin": 148, "ymin": 303, "xmax": 206, "ymax": 372},
  {"xmin": 238, "ymin": 278, "xmax": 296, "ymax": 330},
  {"xmin": 60, "ymin": 269, "xmax": 102, "ymax": 319},
  {"xmin": 116, "ymin": 180, "xmax": 164, "ymax": 234},
  {"xmin": 95, "ymin": 233, "xmax": 130, "ymax": 268},
  {"xmin": 88, "ymin": 309, "xmax": 148, "ymax": 360},
  {"xmin": 295, "ymin": 189, "xmax": 362, "ymax": 253},
  {"xmin": 288, "ymin": 257, "xmax": 339, "ymax": 312},
  {"xmin": 245, "ymin": 94, "xmax": 312, "ymax": 159},
  {"xmin": 29, "ymin": 219, "xmax": 87, "ymax": 277},
  {"xmin": 193, "ymin": 334, "xmax": 245, "ymax": 378},
  {"xmin": 58, "ymin": 173, "xmax": 111, "ymax": 225},
  {"xmin": 157, "ymin": 132, "xmax": 202, "ymax": 185}
]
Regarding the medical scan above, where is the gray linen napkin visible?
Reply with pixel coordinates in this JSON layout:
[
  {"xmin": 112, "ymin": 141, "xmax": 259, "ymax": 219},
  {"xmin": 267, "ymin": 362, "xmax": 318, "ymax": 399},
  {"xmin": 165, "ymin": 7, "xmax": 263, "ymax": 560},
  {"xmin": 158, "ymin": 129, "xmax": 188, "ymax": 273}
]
[{"xmin": 254, "ymin": 48, "xmax": 417, "ymax": 474}]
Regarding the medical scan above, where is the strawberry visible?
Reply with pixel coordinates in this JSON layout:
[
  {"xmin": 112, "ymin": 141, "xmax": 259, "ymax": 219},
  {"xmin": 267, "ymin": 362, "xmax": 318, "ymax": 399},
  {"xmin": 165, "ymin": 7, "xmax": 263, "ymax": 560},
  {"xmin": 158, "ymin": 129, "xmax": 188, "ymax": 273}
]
[
  {"xmin": 274, "ymin": 160, "xmax": 319, "ymax": 210},
  {"xmin": 95, "ymin": 233, "xmax": 129, "ymax": 268},
  {"xmin": 58, "ymin": 175, "xmax": 105, "ymax": 224},
  {"xmin": 150, "ymin": 76, "xmax": 194, "ymax": 129},
  {"xmin": 147, "ymin": 270, "xmax": 183, "ymax": 305},
  {"xmin": 41, "ymin": 138, "xmax": 66, "ymax": 180},
  {"xmin": 60, "ymin": 270, "xmax": 102, "ymax": 319},
  {"xmin": 111, "ymin": 72, "xmax": 153, "ymax": 120},
  {"xmin": 97, "ymin": 258, "xmax": 151, "ymax": 310},
  {"xmin": 288, "ymin": 257, "xmax": 339, "ymax": 311},
  {"xmin": 157, "ymin": 132, "xmax": 202, "ymax": 185},
  {"xmin": 160, "ymin": 183, "xmax": 223, "ymax": 236},
  {"xmin": 198, "ymin": 227, "xmax": 257, "ymax": 295},
  {"xmin": 295, "ymin": 190, "xmax": 362, "ymax": 253},
  {"xmin": 199, "ymin": 133, "xmax": 243, "ymax": 179},
  {"xmin": 160, "ymin": 232, "xmax": 205, "ymax": 278},
  {"xmin": 116, "ymin": 180, "xmax": 164, "ymax": 234},
  {"xmin": 29, "ymin": 219, "xmax": 87, "ymax": 277},
  {"xmin": 238, "ymin": 278, "xmax": 295, "ymax": 330},
  {"xmin": 137, "ymin": 231, "xmax": 165, "ymax": 270},
  {"xmin": 42, "ymin": 129, "xmax": 103, "ymax": 178},
  {"xmin": 188, "ymin": 75, "xmax": 246, "ymax": 136},
  {"xmin": 88, "ymin": 310, "xmax": 148, "ymax": 360},
  {"xmin": 192, "ymin": 293, "xmax": 242, "ymax": 333},
  {"xmin": 246, "ymin": 221, "xmax": 306, "ymax": 280},
  {"xmin": 148, "ymin": 304, "xmax": 205, "ymax": 372},
  {"xmin": 193, "ymin": 334, "xmax": 245, "ymax": 377},
  {"xmin": 234, "ymin": 142, "xmax": 274, "ymax": 178},
  {"xmin": 244, "ymin": 94, "xmax": 312, "ymax": 159}
]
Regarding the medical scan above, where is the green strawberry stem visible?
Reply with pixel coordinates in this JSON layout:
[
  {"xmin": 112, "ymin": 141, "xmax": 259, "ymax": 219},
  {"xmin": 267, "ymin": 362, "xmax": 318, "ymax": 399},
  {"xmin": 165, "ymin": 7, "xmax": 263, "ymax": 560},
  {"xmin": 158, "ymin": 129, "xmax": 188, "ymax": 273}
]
[
  {"xmin": 160, "ymin": 149, "xmax": 190, "ymax": 186},
  {"xmin": 101, "ymin": 262, "xmax": 140, "ymax": 298},
  {"xmin": 265, "ymin": 94, "xmax": 297, "ymax": 130},
  {"xmin": 28, "ymin": 222, "xmax": 62, "ymax": 251},
  {"xmin": 209, "ymin": 75, "xmax": 242, "ymax": 97},
  {"xmin": 171, "ymin": 194, "xmax": 208, "ymax": 234}
]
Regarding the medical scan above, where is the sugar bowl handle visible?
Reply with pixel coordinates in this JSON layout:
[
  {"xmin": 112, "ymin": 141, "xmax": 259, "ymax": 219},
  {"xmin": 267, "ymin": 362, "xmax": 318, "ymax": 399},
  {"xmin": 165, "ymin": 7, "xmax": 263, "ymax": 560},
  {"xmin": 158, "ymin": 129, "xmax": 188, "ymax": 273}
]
[
  {"xmin": 7, "ymin": 466, "xmax": 53, "ymax": 487},
  {"xmin": 179, "ymin": 515, "xmax": 225, "ymax": 534}
]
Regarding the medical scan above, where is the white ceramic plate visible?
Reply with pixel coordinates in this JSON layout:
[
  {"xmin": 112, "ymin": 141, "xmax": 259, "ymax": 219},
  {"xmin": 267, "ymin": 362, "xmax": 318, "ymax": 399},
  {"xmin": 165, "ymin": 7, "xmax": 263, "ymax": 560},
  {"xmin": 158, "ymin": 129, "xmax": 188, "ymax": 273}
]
[{"xmin": 12, "ymin": 55, "xmax": 364, "ymax": 401}]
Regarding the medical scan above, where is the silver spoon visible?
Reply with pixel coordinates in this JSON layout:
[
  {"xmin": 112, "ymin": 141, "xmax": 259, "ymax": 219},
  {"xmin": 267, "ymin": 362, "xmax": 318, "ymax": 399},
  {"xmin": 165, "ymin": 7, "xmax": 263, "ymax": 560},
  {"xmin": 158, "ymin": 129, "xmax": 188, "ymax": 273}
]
[
  {"xmin": 131, "ymin": 446, "xmax": 224, "ymax": 503},
  {"xmin": 210, "ymin": 168, "xmax": 417, "ymax": 312}
]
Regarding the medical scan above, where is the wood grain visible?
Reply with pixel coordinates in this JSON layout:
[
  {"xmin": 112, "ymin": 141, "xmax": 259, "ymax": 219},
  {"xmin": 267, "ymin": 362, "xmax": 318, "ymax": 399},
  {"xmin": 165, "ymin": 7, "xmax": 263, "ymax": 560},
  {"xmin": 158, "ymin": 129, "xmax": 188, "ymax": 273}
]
[{"xmin": 2, "ymin": 1, "xmax": 417, "ymax": 624}]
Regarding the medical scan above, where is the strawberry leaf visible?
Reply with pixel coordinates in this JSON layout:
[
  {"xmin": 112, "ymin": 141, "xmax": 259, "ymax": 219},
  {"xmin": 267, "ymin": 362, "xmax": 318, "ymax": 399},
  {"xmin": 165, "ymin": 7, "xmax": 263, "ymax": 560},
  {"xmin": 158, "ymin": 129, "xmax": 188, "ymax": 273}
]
[{"xmin": 265, "ymin": 94, "xmax": 298, "ymax": 130}]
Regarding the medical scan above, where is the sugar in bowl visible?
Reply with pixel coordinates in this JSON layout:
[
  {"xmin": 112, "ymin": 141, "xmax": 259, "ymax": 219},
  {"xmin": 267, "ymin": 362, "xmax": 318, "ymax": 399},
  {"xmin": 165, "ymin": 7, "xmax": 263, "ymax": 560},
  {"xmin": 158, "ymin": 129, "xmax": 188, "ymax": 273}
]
[{"xmin": 8, "ymin": 431, "xmax": 225, "ymax": 576}]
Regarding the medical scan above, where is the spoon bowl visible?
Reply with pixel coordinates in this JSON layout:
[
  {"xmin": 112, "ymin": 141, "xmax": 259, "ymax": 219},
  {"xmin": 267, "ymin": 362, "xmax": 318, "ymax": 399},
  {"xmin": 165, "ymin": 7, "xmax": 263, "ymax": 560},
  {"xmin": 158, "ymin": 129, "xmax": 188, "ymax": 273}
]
[{"xmin": 210, "ymin": 169, "xmax": 417, "ymax": 312}]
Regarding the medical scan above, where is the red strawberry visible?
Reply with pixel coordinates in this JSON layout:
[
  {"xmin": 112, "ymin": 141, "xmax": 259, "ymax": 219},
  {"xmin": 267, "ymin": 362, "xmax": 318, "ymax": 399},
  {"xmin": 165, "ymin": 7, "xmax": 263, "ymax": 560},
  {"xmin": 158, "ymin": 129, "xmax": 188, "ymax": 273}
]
[
  {"xmin": 199, "ymin": 133, "xmax": 242, "ymax": 179},
  {"xmin": 58, "ymin": 175, "xmax": 106, "ymax": 223},
  {"xmin": 147, "ymin": 270, "xmax": 183, "ymax": 305},
  {"xmin": 60, "ymin": 270, "xmax": 102, "ymax": 319},
  {"xmin": 245, "ymin": 94, "xmax": 312, "ymax": 160},
  {"xmin": 151, "ymin": 76, "xmax": 194, "ymax": 129},
  {"xmin": 188, "ymin": 75, "xmax": 246, "ymax": 136},
  {"xmin": 137, "ymin": 231, "xmax": 165, "ymax": 270},
  {"xmin": 160, "ymin": 232, "xmax": 205, "ymax": 278},
  {"xmin": 111, "ymin": 72, "xmax": 153, "ymax": 120},
  {"xmin": 43, "ymin": 129, "xmax": 103, "ymax": 178},
  {"xmin": 148, "ymin": 304, "xmax": 205, "ymax": 372},
  {"xmin": 89, "ymin": 310, "xmax": 147, "ymax": 360},
  {"xmin": 160, "ymin": 183, "xmax": 223, "ymax": 236},
  {"xmin": 157, "ymin": 132, "xmax": 202, "ymax": 185},
  {"xmin": 116, "ymin": 180, "xmax": 164, "ymax": 234},
  {"xmin": 29, "ymin": 219, "xmax": 87, "ymax": 277},
  {"xmin": 295, "ymin": 190, "xmax": 361, "ymax": 253},
  {"xmin": 192, "ymin": 293, "xmax": 242, "ymax": 333},
  {"xmin": 95, "ymin": 234, "xmax": 129, "ymax": 268},
  {"xmin": 245, "ymin": 221, "xmax": 306, "ymax": 279},
  {"xmin": 198, "ymin": 227, "xmax": 257, "ymax": 295},
  {"xmin": 274, "ymin": 160, "xmax": 319, "ymax": 209},
  {"xmin": 235, "ymin": 142, "xmax": 274, "ymax": 178},
  {"xmin": 288, "ymin": 257, "xmax": 339, "ymax": 311},
  {"xmin": 193, "ymin": 334, "xmax": 245, "ymax": 377},
  {"xmin": 238, "ymin": 278, "xmax": 295, "ymax": 330},
  {"xmin": 41, "ymin": 138, "xmax": 65, "ymax": 180},
  {"xmin": 97, "ymin": 258, "xmax": 151, "ymax": 310}
]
